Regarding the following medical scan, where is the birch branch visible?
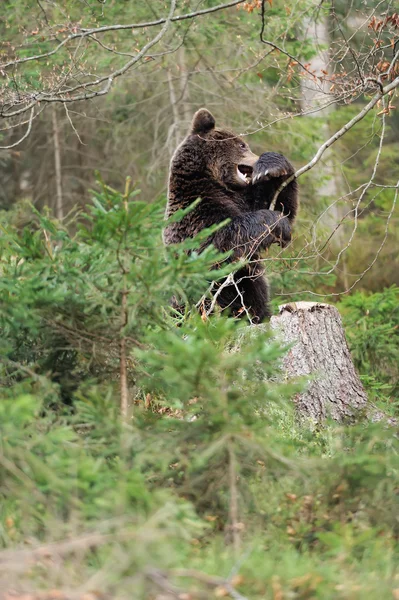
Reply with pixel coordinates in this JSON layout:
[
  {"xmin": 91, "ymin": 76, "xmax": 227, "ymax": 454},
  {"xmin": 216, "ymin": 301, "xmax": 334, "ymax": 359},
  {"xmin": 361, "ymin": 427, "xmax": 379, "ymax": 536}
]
[{"xmin": 270, "ymin": 75, "xmax": 399, "ymax": 209}]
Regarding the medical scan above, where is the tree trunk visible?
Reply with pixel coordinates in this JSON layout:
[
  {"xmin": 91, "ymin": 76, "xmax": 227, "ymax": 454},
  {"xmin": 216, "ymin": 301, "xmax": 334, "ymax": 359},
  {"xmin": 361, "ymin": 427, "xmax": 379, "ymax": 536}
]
[
  {"xmin": 177, "ymin": 47, "xmax": 191, "ymax": 131},
  {"xmin": 167, "ymin": 69, "xmax": 180, "ymax": 156},
  {"xmin": 300, "ymin": 17, "xmax": 349, "ymax": 288},
  {"xmin": 166, "ymin": 48, "xmax": 191, "ymax": 158},
  {"xmin": 51, "ymin": 104, "xmax": 64, "ymax": 220},
  {"xmin": 269, "ymin": 302, "xmax": 367, "ymax": 423},
  {"xmin": 120, "ymin": 286, "xmax": 129, "ymax": 420}
]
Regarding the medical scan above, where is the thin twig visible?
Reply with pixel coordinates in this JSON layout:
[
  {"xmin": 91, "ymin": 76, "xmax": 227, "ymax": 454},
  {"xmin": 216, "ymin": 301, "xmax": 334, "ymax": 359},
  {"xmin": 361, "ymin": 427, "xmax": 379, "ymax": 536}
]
[{"xmin": 0, "ymin": 107, "xmax": 34, "ymax": 149}]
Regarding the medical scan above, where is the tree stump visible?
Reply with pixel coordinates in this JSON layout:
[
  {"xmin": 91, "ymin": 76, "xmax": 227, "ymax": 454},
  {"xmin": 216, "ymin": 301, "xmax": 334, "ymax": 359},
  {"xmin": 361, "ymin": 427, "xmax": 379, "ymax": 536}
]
[{"xmin": 269, "ymin": 302, "xmax": 368, "ymax": 423}]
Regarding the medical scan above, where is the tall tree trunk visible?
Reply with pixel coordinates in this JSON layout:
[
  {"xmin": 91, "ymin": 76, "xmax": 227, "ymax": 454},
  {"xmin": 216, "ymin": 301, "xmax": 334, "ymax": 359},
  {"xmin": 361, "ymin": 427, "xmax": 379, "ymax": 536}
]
[
  {"xmin": 167, "ymin": 48, "xmax": 191, "ymax": 157},
  {"xmin": 167, "ymin": 69, "xmax": 180, "ymax": 156},
  {"xmin": 178, "ymin": 47, "xmax": 191, "ymax": 131},
  {"xmin": 301, "ymin": 18, "xmax": 349, "ymax": 288},
  {"xmin": 269, "ymin": 302, "xmax": 367, "ymax": 422},
  {"xmin": 51, "ymin": 104, "xmax": 64, "ymax": 220}
]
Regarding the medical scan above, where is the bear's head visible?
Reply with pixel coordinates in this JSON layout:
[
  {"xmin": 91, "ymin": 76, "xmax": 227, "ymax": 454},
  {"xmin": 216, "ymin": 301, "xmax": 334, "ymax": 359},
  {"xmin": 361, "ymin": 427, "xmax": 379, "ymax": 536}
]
[{"xmin": 187, "ymin": 108, "xmax": 259, "ymax": 190}]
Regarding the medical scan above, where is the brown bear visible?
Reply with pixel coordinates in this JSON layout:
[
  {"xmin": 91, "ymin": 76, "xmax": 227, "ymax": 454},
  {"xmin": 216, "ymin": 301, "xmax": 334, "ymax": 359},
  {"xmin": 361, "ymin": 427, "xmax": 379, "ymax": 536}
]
[{"xmin": 164, "ymin": 108, "xmax": 298, "ymax": 322}]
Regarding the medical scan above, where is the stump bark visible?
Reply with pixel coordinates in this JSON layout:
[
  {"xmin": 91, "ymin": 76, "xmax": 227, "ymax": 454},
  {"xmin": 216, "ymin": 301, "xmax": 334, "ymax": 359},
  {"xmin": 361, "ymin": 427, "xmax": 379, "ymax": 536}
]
[{"xmin": 269, "ymin": 302, "xmax": 368, "ymax": 423}]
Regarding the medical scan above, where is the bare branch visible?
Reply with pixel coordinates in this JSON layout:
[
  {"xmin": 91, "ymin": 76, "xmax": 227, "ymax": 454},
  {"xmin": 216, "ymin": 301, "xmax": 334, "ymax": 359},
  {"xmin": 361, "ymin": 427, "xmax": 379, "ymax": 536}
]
[
  {"xmin": 9, "ymin": 0, "xmax": 177, "ymax": 107},
  {"xmin": 260, "ymin": 0, "xmax": 316, "ymax": 78},
  {"xmin": 79, "ymin": 0, "xmax": 246, "ymax": 34},
  {"xmin": 270, "ymin": 75, "xmax": 399, "ymax": 209},
  {"xmin": 282, "ymin": 178, "xmax": 398, "ymax": 298},
  {"xmin": 0, "ymin": 0, "xmax": 245, "ymax": 71},
  {"xmin": 0, "ymin": 107, "xmax": 34, "ymax": 149},
  {"xmin": 63, "ymin": 102, "xmax": 86, "ymax": 144}
]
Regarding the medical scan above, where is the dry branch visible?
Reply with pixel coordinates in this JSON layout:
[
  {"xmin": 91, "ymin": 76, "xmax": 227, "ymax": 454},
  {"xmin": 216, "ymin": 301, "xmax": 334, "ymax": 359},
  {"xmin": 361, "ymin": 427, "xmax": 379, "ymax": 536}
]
[
  {"xmin": 0, "ymin": 0, "xmax": 246, "ymax": 71},
  {"xmin": 270, "ymin": 75, "xmax": 399, "ymax": 209}
]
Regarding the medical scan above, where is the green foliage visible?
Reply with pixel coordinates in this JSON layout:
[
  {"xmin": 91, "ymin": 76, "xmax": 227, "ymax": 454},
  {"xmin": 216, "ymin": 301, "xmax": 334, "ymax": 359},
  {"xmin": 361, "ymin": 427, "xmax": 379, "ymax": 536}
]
[
  {"xmin": 339, "ymin": 286, "xmax": 399, "ymax": 403},
  {"xmin": 0, "ymin": 180, "xmax": 229, "ymax": 403},
  {"xmin": 1, "ymin": 0, "xmax": 399, "ymax": 592},
  {"xmin": 135, "ymin": 315, "xmax": 301, "ymax": 517},
  {"xmin": 1, "ymin": 182, "xmax": 399, "ymax": 598}
]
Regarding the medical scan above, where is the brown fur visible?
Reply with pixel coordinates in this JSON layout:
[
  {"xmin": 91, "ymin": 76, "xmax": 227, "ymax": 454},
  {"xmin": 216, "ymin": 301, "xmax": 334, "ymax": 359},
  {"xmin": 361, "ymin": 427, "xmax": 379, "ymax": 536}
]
[{"xmin": 164, "ymin": 108, "xmax": 298, "ymax": 322}]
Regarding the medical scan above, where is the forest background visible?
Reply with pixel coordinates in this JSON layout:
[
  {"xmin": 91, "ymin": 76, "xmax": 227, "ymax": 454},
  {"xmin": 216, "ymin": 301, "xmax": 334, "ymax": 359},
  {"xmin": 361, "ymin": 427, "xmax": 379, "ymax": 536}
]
[{"xmin": 0, "ymin": 1, "xmax": 399, "ymax": 599}]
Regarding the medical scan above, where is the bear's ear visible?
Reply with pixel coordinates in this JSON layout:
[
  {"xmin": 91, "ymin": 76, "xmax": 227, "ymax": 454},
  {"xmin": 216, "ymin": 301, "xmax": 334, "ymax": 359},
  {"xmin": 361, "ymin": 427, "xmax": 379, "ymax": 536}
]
[{"xmin": 191, "ymin": 108, "xmax": 216, "ymax": 135}]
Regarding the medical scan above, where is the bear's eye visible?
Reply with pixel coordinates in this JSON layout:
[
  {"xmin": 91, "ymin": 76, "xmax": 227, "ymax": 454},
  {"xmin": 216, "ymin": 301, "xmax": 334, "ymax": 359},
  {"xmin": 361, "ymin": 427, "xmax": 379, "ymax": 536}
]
[{"xmin": 239, "ymin": 143, "xmax": 246, "ymax": 149}]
